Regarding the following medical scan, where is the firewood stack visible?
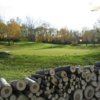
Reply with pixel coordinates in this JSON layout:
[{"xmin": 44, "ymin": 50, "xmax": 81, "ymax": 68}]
[{"xmin": 0, "ymin": 64, "xmax": 100, "ymax": 100}]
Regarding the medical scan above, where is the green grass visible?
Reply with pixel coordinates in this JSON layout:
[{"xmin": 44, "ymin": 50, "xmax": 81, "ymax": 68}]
[{"xmin": 0, "ymin": 42, "xmax": 100, "ymax": 80}]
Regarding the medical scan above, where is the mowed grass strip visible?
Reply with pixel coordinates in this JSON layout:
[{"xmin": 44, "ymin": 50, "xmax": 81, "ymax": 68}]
[
  {"xmin": 0, "ymin": 42, "xmax": 100, "ymax": 80},
  {"xmin": 1, "ymin": 42, "xmax": 99, "ymax": 56}
]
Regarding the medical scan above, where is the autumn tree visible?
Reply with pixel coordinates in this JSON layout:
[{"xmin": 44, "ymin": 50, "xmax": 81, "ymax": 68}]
[
  {"xmin": 6, "ymin": 19, "xmax": 21, "ymax": 45},
  {"xmin": 57, "ymin": 28, "xmax": 70, "ymax": 44},
  {"xmin": 0, "ymin": 18, "xmax": 6, "ymax": 40}
]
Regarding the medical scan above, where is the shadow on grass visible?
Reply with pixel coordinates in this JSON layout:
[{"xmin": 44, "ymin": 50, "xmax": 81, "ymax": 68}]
[{"xmin": 0, "ymin": 51, "xmax": 11, "ymax": 58}]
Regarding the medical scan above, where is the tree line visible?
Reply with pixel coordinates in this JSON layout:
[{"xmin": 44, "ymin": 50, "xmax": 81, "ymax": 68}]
[{"xmin": 0, "ymin": 16, "xmax": 100, "ymax": 45}]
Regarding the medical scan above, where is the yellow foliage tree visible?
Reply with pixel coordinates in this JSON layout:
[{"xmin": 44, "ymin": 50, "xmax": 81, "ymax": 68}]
[
  {"xmin": 0, "ymin": 20, "xmax": 6, "ymax": 39},
  {"xmin": 6, "ymin": 19, "xmax": 21, "ymax": 44}
]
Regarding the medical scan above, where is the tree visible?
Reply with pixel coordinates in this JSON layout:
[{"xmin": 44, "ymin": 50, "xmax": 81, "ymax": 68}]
[
  {"xmin": 24, "ymin": 17, "xmax": 35, "ymax": 41},
  {"xmin": 0, "ymin": 18, "xmax": 6, "ymax": 40},
  {"xmin": 34, "ymin": 22, "xmax": 53, "ymax": 43},
  {"xmin": 82, "ymin": 28, "xmax": 97, "ymax": 46},
  {"xmin": 20, "ymin": 24, "xmax": 29, "ymax": 41},
  {"xmin": 69, "ymin": 30, "xmax": 80, "ymax": 45},
  {"xmin": 57, "ymin": 28, "xmax": 70, "ymax": 44},
  {"xmin": 94, "ymin": 20, "xmax": 100, "ymax": 44},
  {"xmin": 6, "ymin": 19, "xmax": 21, "ymax": 45}
]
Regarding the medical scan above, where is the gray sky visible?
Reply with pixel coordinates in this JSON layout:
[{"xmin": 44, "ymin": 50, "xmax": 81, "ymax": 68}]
[{"xmin": 0, "ymin": 0, "xmax": 100, "ymax": 30}]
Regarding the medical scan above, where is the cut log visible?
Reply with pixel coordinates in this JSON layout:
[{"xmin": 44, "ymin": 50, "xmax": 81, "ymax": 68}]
[
  {"xmin": 5, "ymin": 98, "xmax": 8, "ymax": 100},
  {"xmin": 60, "ymin": 71, "xmax": 67, "ymax": 78},
  {"xmin": 25, "ymin": 91, "xmax": 33, "ymax": 98},
  {"xmin": 36, "ymin": 69, "xmax": 49, "ymax": 75},
  {"xmin": 81, "ymin": 71, "xmax": 87, "ymax": 79},
  {"xmin": 11, "ymin": 80, "xmax": 26, "ymax": 91},
  {"xmin": 25, "ymin": 77, "xmax": 40, "ymax": 93},
  {"xmin": 81, "ymin": 80, "xmax": 86, "ymax": 85},
  {"xmin": 37, "ymin": 97, "xmax": 45, "ymax": 100},
  {"xmin": 95, "ymin": 91, "xmax": 100, "ymax": 98},
  {"xmin": 55, "ymin": 94, "xmax": 59, "ymax": 99},
  {"xmin": 64, "ymin": 93, "xmax": 69, "ymax": 100},
  {"xmin": 76, "ymin": 67, "xmax": 83, "ymax": 74},
  {"xmin": 9, "ymin": 94, "xmax": 17, "ymax": 100},
  {"xmin": 91, "ymin": 98, "xmax": 96, "ymax": 100},
  {"xmin": 70, "ymin": 66, "xmax": 76, "ymax": 73},
  {"xmin": 85, "ymin": 73, "xmax": 91, "ymax": 82},
  {"xmin": 0, "ymin": 78, "xmax": 12, "ymax": 98},
  {"xmin": 51, "ymin": 76, "xmax": 58, "ymax": 85},
  {"xmin": 73, "ymin": 89, "xmax": 83, "ymax": 100},
  {"xmin": 55, "ymin": 66, "xmax": 70, "ymax": 72},
  {"xmin": 95, "ymin": 82, "xmax": 100, "ymax": 91},
  {"xmin": 28, "ymin": 93, "xmax": 33, "ymax": 98},
  {"xmin": 52, "ymin": 97, "xmax": 56, "ymax": 100},
  {"xmin": 82, "ymin": 84, "xmax": 87, "ymax": 90},
  {"xmin": 31, "ymin": 96, "xmax": 37, "ymax": 100},
  {"xmin": 58, "ymin": 83, "xmax": 63, "ymax": 89},
  {"xmin": 50, "ymin": 69, "xmax": 55, "ymax": 76},
  {"xmin": 71, "ymin": 85, "xmax": 74, "ymax": 91},
  {"xmin": 63, "ymin": 77, "xmax": 68, "ymax": 82},
  {"xmin": 17, "ymin": 95, "xmax": 29, "ymax": 100},
  {"xmin": 31, "ymin": 74, "xmax": 45, "ymax": 79},
  {"xmin": 91, "ymin": 81, "xmax": 97, "ymax": 87},
  {"xmin": 91, "ymin": 72, "xmax": 97, "ymax": 81},
  {"xmin": 0, "ymin": 97, "xmax": 3, "ymax": 100},
  {"xmin": 68, "ymin": 88, "xmax": 71, "ymax": 94},
  {"xmin": 71, "ymin": 74, "xmax": 76, "ymax": 80},
  {"xmin": 36, "ymin": 90, "xmax": 43, "ymax": 96},
  {"xmin": 84, "ymin": 65, "xmax": 94, "ymax": 72},
  {"xmin": 84, "ymin": 85, "xmax": 94, "ymax": 100},
  {"xmin": 48, "ymin": 94, "xmax": 52, "ymax": 99},
  {"xmin": 58, "ymin": 97, "xmax": 65, "ymax": 100}
]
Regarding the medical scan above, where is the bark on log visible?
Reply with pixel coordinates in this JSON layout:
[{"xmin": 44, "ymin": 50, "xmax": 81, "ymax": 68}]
[
  {"xmin": 25, "ymin": 77, "xmax": 40, "ymax": 93},
  {"xmin": 0, "ymin": 65, "xmax": 99, "ymax": 100},
  {"xmin": 36, "ymin": 69, "xmax": 50, "ymax": 75},
  {"xmin": 0, "ymin": 78, "xmax": 12, "ymax": 98},
  {"xmin": 55, "ymin": 66, "xmax": 76, "ymax": 73},
  {"xmin": 31, "ymin": 74, "xmax": 45, "ymax": 79},
  {"xmin": 11, "ymin": 80, "xmax": 26, "ymax": 91}
]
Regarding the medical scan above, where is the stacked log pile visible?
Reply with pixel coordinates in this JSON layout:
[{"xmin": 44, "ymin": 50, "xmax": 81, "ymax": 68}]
[{"xmin": 0, "ymin": 64, "xmax": 100, "ymax": 100}]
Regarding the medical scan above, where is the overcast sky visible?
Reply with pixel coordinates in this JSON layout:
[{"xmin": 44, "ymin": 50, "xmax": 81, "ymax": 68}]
[{"xmin": 0, "ymin": 0, "xmax": 100, "ymax": 30}]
